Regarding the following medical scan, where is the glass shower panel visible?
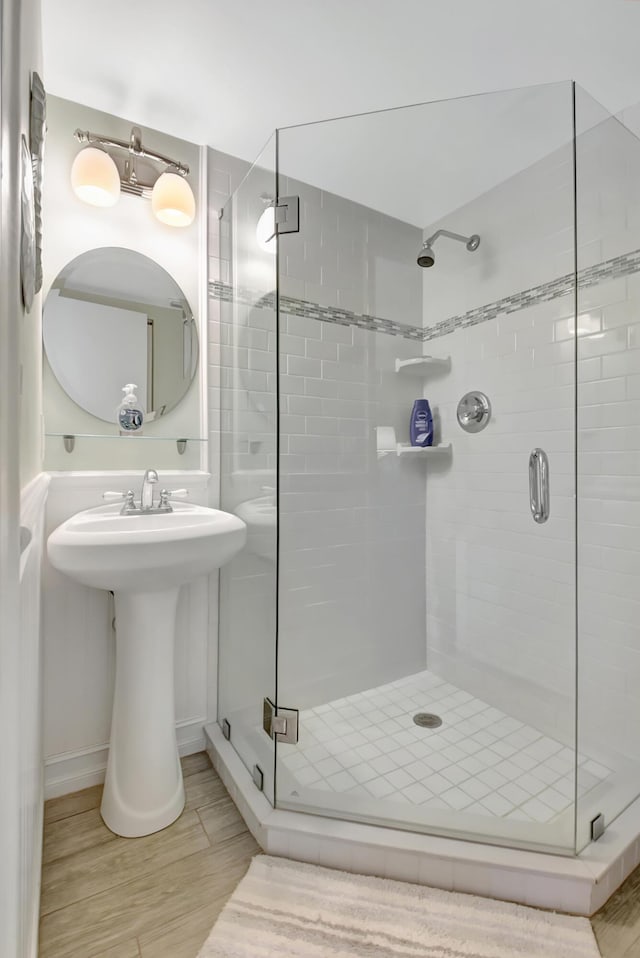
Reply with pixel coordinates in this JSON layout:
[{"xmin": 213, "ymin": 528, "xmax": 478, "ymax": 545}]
[
  {"xmin": 574, "ymin": 85, "xmax": 640, "ymax": 852},
  {"xmin": 217, "ymin": 136, "xmax": 278, "ymax": 803},
  {"xmin": 275, "ymin": 83, "xmax": 579, "ymax": 853}
]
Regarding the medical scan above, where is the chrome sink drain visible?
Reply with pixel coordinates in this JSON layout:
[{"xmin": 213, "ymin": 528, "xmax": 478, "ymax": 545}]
[{"xmin": 413, "ymin": 712, "xmax": 442, "ymax": 729}]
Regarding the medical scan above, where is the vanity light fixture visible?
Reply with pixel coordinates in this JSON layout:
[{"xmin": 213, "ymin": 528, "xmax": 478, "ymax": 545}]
[
  {"xmin": 71, "ymin": 126, "xmax": 196, "ymax": 227},
  {"xmin": 70, "ymin": 147, "xmax": 120, "ymax": 208},
  {"xmin": 151, "ymin": 171, "xmax": 195, "ymax": 227}
]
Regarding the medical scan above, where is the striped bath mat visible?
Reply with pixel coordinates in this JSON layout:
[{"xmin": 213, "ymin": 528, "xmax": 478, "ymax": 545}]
[{"xmin": 198, "ymin": 854, "xmax": 600, "ymax": 957}]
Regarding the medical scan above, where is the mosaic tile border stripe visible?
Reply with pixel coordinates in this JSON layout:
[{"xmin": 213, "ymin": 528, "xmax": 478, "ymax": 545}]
[
  {"xmin": 209, "ymin": 281, "xmax": 423, "ymax": 341},
  {"xmin": 423, "ymin": 248, "xmax": 640, "ymax": 342},
  {"xmin": 210, "ymin": 248, "xmax": 640, "ymax": 343}
]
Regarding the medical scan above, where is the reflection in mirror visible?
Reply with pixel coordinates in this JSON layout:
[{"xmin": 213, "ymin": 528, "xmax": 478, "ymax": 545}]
[{"xmin": 43, "ymin": 247, "xmax": 198, "ymax": 424}]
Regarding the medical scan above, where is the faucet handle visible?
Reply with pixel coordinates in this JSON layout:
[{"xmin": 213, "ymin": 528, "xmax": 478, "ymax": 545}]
[
  {"xmin": 103, "ymin": 490, "xmax": 136, "ymax": 512},
  {"xmin": 158, "ymin": 488, "xmax": 189, "ymax": 508}
]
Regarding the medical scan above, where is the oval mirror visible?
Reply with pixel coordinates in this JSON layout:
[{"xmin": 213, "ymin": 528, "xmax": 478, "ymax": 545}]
[{"xmin": 43, "ymin": 247, "xmax": 198, "ymax": 424}]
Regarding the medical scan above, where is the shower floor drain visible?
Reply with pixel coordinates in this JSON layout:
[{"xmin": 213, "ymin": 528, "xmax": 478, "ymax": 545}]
[{"xmin": 413, "ymin": 712, "xmax": 442, "ymax": 728}]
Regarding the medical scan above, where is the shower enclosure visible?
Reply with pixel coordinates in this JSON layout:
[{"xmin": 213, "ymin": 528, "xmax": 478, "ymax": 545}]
[{"xmin": 215, "ymin": 81, "xmax": 640, "ymax": 859}]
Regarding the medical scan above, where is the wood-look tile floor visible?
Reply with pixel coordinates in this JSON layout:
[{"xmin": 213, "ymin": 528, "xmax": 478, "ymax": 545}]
[
  {"xmin": 39, "ymin": 751, "xmax": 640, "ymax": 958},
  {"xmin": 39, "ymin": 753, "xmax": 259, "ymax": 958},
  {"xmin": 592, "ymin": 866, "xmax": 640, "ymax": 957}
]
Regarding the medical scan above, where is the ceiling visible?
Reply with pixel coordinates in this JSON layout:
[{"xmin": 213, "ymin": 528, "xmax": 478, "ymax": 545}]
[{"xmin": 43, "ymin": 0, "xmax": 640, "ymax": 225}]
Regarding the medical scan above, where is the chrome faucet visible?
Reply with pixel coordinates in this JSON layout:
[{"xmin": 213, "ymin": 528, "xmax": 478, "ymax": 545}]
[
  {"xmin": 140, "ymin": 469, "xmax": 159, "ymax": 510},
  {"xmin": 103, "ymin": 470, "xmax": 189, "ymax": 514}
]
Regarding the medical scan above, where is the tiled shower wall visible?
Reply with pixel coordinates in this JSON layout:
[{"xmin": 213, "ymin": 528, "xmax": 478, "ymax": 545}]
[
  {"xmin": 276, "ymin": 176, "xmax": 428, "ymax": 706},
  {"xmin": 276, "ymin": 321, "xmax": 426, "ymax": 707},
  {"xmin": 421, "ymin": 137, "xmax": 578, "ymax": 749},
  {"xmin": 215, "ymin": 168, "xmax": 430, "ymax": 719},
  {"xmin": 421, "ymin": 99, "xmax": 640, "ymax": 813}
]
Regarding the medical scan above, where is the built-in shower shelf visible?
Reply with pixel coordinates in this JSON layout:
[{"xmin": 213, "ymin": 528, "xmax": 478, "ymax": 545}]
[
  {"xmin": 396, "ymin": 443, "xmax": 452, "ymax": 457},
  {"xmin": 395, "ymin": 356, "xmax": 451, "ymax": 374}
]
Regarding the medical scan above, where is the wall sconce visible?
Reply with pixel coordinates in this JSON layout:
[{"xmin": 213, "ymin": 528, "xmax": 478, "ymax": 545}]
[
  {"xmin": 256, "ymin": 194, "xmax": 276, "ymax": 254},
  {"xmin": 71, "ymin": 126, "xmax": 196, "ymax": 227}
]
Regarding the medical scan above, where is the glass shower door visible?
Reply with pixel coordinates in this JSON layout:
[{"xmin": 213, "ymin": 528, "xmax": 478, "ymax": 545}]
[
  {"xmin": 217, "ymin": 136, "xmax": 278, "ymax": 803},
  {"xmin": 274, "ymin": 83, "xmax": 580, "ymax": 854}
]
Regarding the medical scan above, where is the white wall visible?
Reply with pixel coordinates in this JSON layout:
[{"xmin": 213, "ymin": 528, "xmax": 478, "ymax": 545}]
[
  {"xmin": 42, "ymin": 95, "xmax": 205, "ymax": 471},
  {"xmin": 19, "ymin": 475, "xmax": 49, "ymax": 957},
  {"xmin": 0, "ymin": 0, "xmax": 45, "ymax": 954}
]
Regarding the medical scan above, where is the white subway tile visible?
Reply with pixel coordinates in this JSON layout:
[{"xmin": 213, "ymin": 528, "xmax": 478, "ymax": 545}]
[
  {"xmin": 321, "ymin": 322, "xmax": 353, "ymax": 345},
  {"xmin": 578, "ymin": 327, "xmax": 628, "ymax": 359}
]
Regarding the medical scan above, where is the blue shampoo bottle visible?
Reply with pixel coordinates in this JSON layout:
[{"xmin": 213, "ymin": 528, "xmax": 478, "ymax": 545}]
[{"xmin": 410, "ymin": 399, "xmax": 434, "ymax": 446}]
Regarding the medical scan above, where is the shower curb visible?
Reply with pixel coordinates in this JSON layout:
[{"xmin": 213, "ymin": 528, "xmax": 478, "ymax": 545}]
[{"xmin": 205, "ymin": 722, "xmax": 640, "ymax": 916}]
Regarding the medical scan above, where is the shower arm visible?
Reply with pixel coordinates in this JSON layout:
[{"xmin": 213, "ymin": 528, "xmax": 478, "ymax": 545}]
[{"xmin": 424, "ymin": 229, "xmax": 474, "ymax": 248}]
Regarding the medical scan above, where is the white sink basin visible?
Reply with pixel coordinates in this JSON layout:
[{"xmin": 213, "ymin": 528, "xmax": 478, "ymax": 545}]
[
  {"xmin": 235, "ymin": 495, "xmax": 276, "ymax": 561},
  {"xmin": 47, "ymin": 500, "xmax": 246, "ymax": 839},
  {"xmin": 48, "ymin": 501, "xmax": 246, "ymax": 591}
]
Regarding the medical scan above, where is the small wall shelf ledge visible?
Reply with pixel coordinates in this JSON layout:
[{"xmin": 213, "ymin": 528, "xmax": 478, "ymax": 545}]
[
  {"xmin": 396, "ymin": 443, "xmax": 452, "ymax": 457},
  {"xmin": 48, "ymin": 433, "xmax": 196, "ymax": 454},
  {"xmin": 395, "ymin": 356, "xmax": 451, "ymax": 374}
]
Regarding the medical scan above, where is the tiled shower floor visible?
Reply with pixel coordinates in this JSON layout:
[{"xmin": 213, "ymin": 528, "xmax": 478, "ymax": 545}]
[{"xmin": 279, "ymin": 670, "xmax": 611, "ymax": 828}]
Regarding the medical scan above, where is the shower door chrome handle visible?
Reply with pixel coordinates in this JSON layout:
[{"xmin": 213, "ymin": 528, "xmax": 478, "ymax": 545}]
[{"xmin": 529, "ymin": 448, "xmax": 550, "ymax": 524}]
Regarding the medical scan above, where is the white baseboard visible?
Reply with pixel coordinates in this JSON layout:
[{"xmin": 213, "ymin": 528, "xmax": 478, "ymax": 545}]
[{"xmin": 44, "ymin": 719, "xmax": 206, "ymax": 799}]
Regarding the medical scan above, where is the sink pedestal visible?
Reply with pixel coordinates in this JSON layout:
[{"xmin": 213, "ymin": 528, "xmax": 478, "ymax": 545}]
[{"xmin": 101, "ymin": 588, "xmax": 185, "ymax": 837}]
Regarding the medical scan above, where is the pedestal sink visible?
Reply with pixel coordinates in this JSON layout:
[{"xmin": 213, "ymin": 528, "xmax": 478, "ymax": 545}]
[{"xmin": 47, "ymin": 501, "xmax": 246, "ymax": 838}]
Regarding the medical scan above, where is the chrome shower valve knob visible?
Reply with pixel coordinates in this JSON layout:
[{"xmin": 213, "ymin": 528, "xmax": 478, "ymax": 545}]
[{"xmin": 456, "ymin": 391, "xmax": 491, "ymax": 432}]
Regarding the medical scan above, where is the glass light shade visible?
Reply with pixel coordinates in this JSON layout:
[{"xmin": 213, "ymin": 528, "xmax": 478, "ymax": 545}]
[
  {"xmin": 256, "ymin": 205, "xmax": 276, "ymax": 254},
  {"xmin": 71, "ymin": 147, "xmax": 120, "ymax": 208},
  {"xmin": 151, "ymin": 172, "xmax": 196, "ymax": 227}
]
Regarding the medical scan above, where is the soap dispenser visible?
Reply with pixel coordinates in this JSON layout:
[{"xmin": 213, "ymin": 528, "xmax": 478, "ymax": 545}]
[{"xmin": 117, "ymin": 383, "xmax": 144, "ymax": 435}]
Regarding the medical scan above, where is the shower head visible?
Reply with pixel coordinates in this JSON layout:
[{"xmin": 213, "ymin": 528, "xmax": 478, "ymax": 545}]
[
  {"xmin": 417, "ymin": 229, "xmax": 481, "ymax": 268},
  {"xmin": 417, "ymin": 244, "xmax": 435, "ymax": 268}
]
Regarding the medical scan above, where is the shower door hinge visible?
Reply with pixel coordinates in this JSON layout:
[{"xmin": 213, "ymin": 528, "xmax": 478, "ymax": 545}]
[
  {"xmin": 263, "ymin": 697, "xmax": 299, "ymax": 744},
  {"xmin": 252, "ymin": 764, "xmax": 264, "ymax": 791},
  {"xmin": 275, "ymin": 195, "xmax": 299, "ymax": 235},
  {"xmin": 591, "ymin": 812, "xmax": 605, "ymax": 842}
]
